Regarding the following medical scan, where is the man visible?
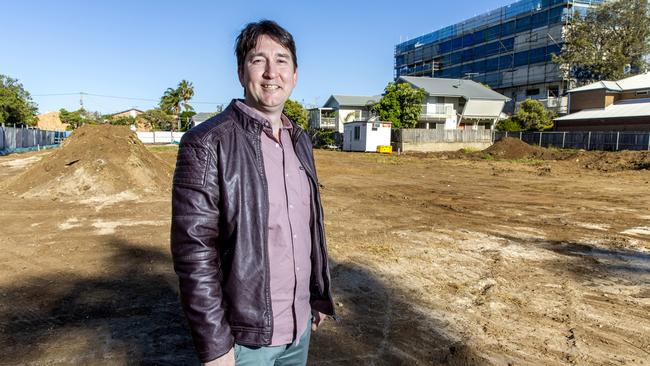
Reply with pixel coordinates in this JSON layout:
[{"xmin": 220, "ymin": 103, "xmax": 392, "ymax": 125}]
[{"xmin": 171, "ymin": 20, "xmax": 335, "ymax": 366}]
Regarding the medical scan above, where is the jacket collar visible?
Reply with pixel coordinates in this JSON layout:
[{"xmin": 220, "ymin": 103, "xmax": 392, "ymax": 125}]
[{"xmin": 231, "ymin": 99, "xmax": 295, "ymax": 136}]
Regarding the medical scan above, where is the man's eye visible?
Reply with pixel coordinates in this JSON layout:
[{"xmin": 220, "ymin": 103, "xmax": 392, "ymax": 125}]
[{"xmin": 252, "ymin": 59, "xmax": 263, "ymax": 64}]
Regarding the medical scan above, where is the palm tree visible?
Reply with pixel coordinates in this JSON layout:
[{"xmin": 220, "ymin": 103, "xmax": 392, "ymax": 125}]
[
  {"xmin": 159, "ymin": 87, "xmax": 181, "ymax": 131},
  {"xmin": 178, "ymin": 80, "xmax": 195, "ymax": 113}
]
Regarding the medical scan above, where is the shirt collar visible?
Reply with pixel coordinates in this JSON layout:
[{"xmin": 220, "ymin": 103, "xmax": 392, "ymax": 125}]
[{"xmin": 234, "ymin": 100, "xmax": 293, "ymax": 134}]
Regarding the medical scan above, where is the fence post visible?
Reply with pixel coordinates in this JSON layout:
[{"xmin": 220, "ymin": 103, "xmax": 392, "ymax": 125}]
[
  {"xmin": 520, "ymin": 131, "xmax": 523, "ymax": 140},
  {"xmin": 539, "ymin": 132, "xmax": 542, "ymax": 146},
  {"xmin": 562, "ymin": 132, "xmax": 566, "ymax": 148},
  {"xmin": 616, "ymin": 132, "xmax": 620, "ymax": 151},
  {"xmin": 587, "ymin": 131, "xmax": 591, "ymax": 150},
  {"xmin": 505, "ymin": 131, "xmax": 508, "ymax": 138}
]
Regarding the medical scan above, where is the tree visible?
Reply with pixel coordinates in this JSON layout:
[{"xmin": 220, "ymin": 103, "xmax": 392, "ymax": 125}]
[
  {"xmin": 495, "ymin": 118, "xmax": 522, "ymax": 132},
  {"xmin": 137, "ymin": 108, "xmax": 175, "ymax": 131},
  {"xmin": 159, "ymin": 80, "xmax": 196, "ymax": 131},
  {"xmin": 59, "ymin": 108, "xmax": 102, "ymax": 130},
  {"xmin": 371, "ymin": 82, "xmax": 426, "ymax": 129},
  {"xmin": 554, "ymin": 0, "xmax": 650, "ymax": 84},
  {"xmin": 178, "ymin": 80, "xmax": 195, "ymax": 113},
  {"xmin": 500, "ymin": 99, "xmax": 554, "ymax": 132},
  {"xmin": 282, "ymin": 99, "xmax": 308, "ymax": 129},
  {"xmin": 0, "ymin": 74, "xmax": 39, "ymax": 126},
  {"xmin": 110, "ymin": 116, "xmax": 136, "ymax": 126}
]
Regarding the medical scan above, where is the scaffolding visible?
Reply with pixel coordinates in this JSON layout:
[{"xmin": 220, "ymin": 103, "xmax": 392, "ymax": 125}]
[{"xmin": 394, "ymin": 0, "xmax": 604, "ymax": 110}]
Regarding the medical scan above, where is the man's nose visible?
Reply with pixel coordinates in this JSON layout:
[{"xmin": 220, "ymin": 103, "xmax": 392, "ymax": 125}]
[{"xmin": 263, "ymin": 62, "xmax": 278, "ymax": 79}]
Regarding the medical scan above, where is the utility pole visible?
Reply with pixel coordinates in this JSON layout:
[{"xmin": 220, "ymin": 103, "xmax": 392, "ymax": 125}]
[{"xmin": 79, "ymin": 92, "xmax": 84, "ymax": 109}]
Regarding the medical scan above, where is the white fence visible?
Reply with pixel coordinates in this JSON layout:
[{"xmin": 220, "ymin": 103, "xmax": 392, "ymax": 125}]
[
  {"xmin": 136, "ymin": 131, "xmax": 185, "ymax": 144},
  {"xmin": 396, "ymin": 128, "xmax": 493, "ymax": 144}
]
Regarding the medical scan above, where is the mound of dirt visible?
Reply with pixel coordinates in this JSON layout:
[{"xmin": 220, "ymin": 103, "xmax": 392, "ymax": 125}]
[
  {"xmin": 571, "ymin": 150, "xmax": 650, "ymax": 172},
  {"xmin": 2, "ymin": 125, "xmax": 173, "ymax": 200},
  {"xmin": 483, "ymin": 138, "xmax": 563, "ymax": 160}
]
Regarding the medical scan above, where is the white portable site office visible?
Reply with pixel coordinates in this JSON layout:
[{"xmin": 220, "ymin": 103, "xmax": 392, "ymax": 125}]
[{"xmin": 343, "ymin": 120, "xmax": 392, "ymax": 152}]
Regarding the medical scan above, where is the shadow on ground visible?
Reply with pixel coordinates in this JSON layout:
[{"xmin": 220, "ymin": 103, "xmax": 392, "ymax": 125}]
[
  {"xmin": 0, "ymin": 238, "xmax": 486, "ymax": 366},
  {"xmin": 493, "ymin": 233, "xmax": 650, "ymax": 279}
]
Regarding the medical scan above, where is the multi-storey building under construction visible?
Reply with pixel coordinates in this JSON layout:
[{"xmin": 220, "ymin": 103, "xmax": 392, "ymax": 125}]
[{"xmin": 394, "ymin": 0, "xmax": 604, "ymax": 114}]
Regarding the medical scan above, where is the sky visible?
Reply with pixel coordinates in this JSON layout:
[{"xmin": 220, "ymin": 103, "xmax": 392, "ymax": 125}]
[{"xmin": 2, "ymin": 0, "xmax": 511, "ymax": 114}]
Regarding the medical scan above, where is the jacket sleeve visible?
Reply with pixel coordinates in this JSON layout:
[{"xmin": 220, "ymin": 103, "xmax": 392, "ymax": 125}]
[{"xmin": 170, "ymin": 138, "xmax": 233, "ymax": 363}]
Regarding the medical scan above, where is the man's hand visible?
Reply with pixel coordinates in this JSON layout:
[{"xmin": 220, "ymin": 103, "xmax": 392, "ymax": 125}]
[
  {"xmin": 311, "ymin": 310, "xmax": 326, "ymax": 331},
  {"xmin": 202, "ymin": 347, "xmax": 235, "ymax": 366}
]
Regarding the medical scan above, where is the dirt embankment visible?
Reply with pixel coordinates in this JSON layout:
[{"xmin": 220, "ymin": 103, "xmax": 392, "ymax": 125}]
[
  {"xmin": 426, "ymin": 137, "xmax": 650, "ymax": 172},
  {"xmin": 1, "ymin": 124, "xmax": 173, "ymax": 201}
]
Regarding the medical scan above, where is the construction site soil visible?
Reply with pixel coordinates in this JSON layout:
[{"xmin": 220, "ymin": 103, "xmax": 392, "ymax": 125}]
[{"xmin": 0, "ymin": 134, "xmax": 648, "ymax": 365}]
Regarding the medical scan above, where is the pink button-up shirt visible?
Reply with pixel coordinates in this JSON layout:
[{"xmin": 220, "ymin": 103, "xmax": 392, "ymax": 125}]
[{"xmin": 235, "ymin": 101, "xmax": 312, "ymax": 346}]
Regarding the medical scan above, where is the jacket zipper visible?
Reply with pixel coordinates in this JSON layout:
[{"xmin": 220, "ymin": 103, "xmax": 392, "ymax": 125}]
[{"xmin": 253, "ymin": 124, "xmax": 274, "ymax": 343}]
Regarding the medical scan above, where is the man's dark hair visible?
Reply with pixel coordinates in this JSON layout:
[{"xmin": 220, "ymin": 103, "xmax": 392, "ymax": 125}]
[{"xmin": 235, "ymin": 20, "xmax": 297, "ymax": 70}]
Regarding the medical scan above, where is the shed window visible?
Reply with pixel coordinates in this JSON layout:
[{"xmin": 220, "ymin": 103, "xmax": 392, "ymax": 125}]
[
  {"xmin": 636, "ymin": 90, "xmax": 648, "ymax": 96},
  {"xmin": 354, "ymin": 126, "xmax": 361, "ymax": 140}
]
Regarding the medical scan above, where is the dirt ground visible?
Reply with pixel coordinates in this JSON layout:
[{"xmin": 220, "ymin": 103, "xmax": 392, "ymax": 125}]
[{"xmin": 0, "ymin": 139, "xmax": 649, "ymax": 365}]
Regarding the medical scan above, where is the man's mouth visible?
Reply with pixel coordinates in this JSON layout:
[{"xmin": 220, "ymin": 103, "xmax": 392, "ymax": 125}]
[{"xmin": 261, "ymin": 84, "xmax": 280, "ymax": 90}]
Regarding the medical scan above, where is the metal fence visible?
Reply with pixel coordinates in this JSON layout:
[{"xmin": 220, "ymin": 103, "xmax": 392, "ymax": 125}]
[
  {"xmin": 0, "ymin": 125, "xmax": 66, "ymax": 155},
  {"xmin": 395, "ymin": 128, "xmax": 494, "ymax": 144},
  {"xmin": 494, "ymin": 131, "xmax": 650, "ymax": 151}
]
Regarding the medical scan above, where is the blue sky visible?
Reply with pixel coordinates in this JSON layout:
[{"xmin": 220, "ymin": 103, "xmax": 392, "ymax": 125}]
[{"xmin": 2, "ymin": 0, "xmax": 510, "ymax": 114}]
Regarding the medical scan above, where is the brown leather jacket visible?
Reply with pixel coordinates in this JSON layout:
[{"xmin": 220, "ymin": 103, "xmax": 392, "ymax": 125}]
[{"xmin": 170, "ymin": 100, "xmax": 335, "ymax": 363}]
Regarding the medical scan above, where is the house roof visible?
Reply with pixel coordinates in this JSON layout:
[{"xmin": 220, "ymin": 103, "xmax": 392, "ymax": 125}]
[
  {"xmin": 191, "ymin": 112, "xmax": 217, "ymax": 124},
  {"xmin": 398, "ymin": 76, "xmax": 510, "ymax": 101},
  {"xmin": 555, "ymin": 97, "xmax": 650, "ymax": 121},
  {"xmin": 324, "ymin": 95, "xmax": 381, "ymax": 108},
  {"xmin": 110, "ymin": 108, "xmax": 144, "ymax": 116},
  {"xmin": 568, "ymin": 72, "xmax": 650, "ymax": 93}
]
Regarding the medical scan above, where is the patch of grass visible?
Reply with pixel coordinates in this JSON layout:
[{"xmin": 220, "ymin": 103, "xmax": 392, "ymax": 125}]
[
  {"xmin": 461, "ymin": 147, "xmax": 480, "ymax": 154},
  {"xmin": 481, "ymin": 154, "xmax": 494, "ymax": 160},
  {"xmin": 147, "ymin": 145, "xmax": 179, "ymax": 152}
]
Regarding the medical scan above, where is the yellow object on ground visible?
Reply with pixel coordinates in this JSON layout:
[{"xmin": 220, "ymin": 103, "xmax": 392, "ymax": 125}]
[{"xmin": 377, "ymin": 145, "xmax": 393, "ymax": 154}]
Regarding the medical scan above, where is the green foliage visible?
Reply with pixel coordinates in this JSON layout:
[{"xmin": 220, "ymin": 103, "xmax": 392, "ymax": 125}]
[
  {"xmin": 0, "ymin": 74, "xmax": 38, "ymax": 126},
  {"xmin": 282, "ymin": 99, "xmax": 308, "ymax": 129},
  {"xmin": 554, "ymin": 0, "xmax": 650, "ymax": 83},
  {"xmin": 59, "ymin": 108, "xmax": 102, "ymax": 130},
  {"xmin": 179, "ymin": 110, "xmax": 196, "ymax": 132},
  {"xmin": 371, "ymin": 82, "xmax": 426, "ymax": 129},
  {"xmin": 178, "ymin": 80, "xmax": 195, "ymax": 113},
  {"xmin": 138, "ymin": 108, "xmax": 175, "ymax": 131},
  {"xmin": 160, "ymin": 87, "xmax": 181, "ymax": 115},
  {"xmin": 309, "ymin": 128, "xmax": 337, "ymax": 148},
  {"xmin": 506, "ymin": 99, "xmax": 555, "ymax": 131},
  {"xmin": 159, "ymin": 80, "xmax": 195, "ymax": 131},
  {"xmin": 496, "ymin": 117, "xmax": 523, "ymax": 132},
  {"xmin": 110, "ymin": 116, "xmax": 136, "ymax": 126}
]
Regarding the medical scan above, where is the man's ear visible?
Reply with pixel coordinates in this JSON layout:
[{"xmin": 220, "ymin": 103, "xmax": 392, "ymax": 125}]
[{"xmin": 237, "ymin": 66, "xmax": 244, "ymax": 86}]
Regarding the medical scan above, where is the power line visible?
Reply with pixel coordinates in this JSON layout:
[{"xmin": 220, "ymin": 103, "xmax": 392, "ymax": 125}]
[{"xmin": 32, "ymin": 91, "xmax": 227, "ymax": 105}]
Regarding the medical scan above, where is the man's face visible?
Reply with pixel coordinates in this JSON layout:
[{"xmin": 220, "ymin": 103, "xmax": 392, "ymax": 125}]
[{"xmin": 238, "ymin": 34, "xmax": 297, "ymax": 115}]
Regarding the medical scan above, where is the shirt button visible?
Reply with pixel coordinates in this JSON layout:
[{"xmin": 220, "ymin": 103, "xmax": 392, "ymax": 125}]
[
  {"xmin": 275, "ymin": 143, "xmax": 279, "ymax": 148},
  {"xmin": 289, "ymin": 204, "xmax": 294, "ymax": 209},
  {"xmin": 293, "ymin": 234, "xmax": 297, "ymax": 238},
  {"xmin": 296, "ymin": 267, "xmax": 300, "ymax": 271},
  {"xmin": 285, "ymin": 173, "xmax": 289, "ymax": 177}
]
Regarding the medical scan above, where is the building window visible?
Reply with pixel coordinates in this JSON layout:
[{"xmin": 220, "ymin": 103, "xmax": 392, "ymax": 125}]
[
  {"xmin": 354, "ymin": 126, "xmax": 360, "ymax": 140},
  {"xmin": 526, "ymin": 88, "xmax": 540, "ymax": 96},
  {"xmin": 636, "ymin": 90, "xmax": 648, "ymax": 96}
]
